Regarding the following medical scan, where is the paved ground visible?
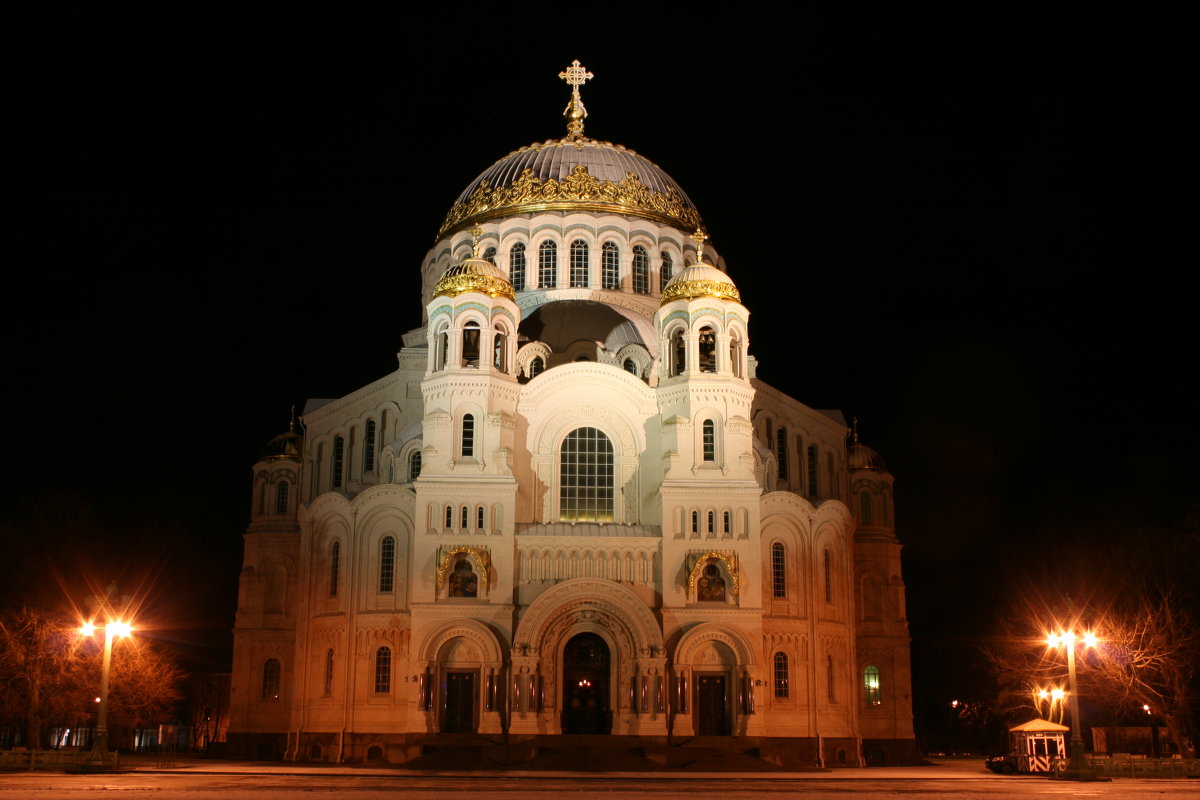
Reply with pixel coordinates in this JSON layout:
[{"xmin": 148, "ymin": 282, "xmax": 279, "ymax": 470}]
[{"xmin": 1, "ymin": 756, "xmax": 1195, "ymax": 799}]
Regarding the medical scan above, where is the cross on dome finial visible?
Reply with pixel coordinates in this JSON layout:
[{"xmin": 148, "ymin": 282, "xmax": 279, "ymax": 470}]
[
  {"xmin": 470, "ymin": 225, "xmax": 484, "ymax": 258},
  {"xmin": 289, "ymin": 405, "xmax": 297, "ymax": 433},
  {"xmin": 691, "ymin": 229, "xmax": 708, "ymax": 264},
  {"xmin": 851, "ymin": 416, "xmax": 860, "ymax": 443},
  {"xmin": 559, "ymin": 59, "xmax": 594, "ymax": 140}
]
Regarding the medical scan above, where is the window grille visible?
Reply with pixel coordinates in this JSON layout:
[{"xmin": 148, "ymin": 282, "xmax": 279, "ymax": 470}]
[{"xmin": 559, "ymin": 427, "xmax": 614, "ymax": 522}]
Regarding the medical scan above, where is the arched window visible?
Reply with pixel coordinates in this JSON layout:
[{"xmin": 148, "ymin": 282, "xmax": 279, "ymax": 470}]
[
  {"xmin": 623, "ymin": 358, "xmax": 638, "ymax": 376},
  {"xmin": 771, "ymin": 541, "xmax": 786, "ymax": 598},
  {"xmin": 332, "ymin": 436, "xmax": 345, "ymax": 489},
  {"xmin": 774, "ymin": 652, "xmax": 789, "ymax": 698},
  {"xmin": 698, "ymin": 326, "xmax": 716, "ymax": 373},
  {"xmin": 329, "ymin": 541, "xmax": 340, "ymax": 597},
  {"xmin": 660, "ymin": 251, "xmax": 673, "ymax": 291},
  {"xmin": 435, "ymin": 326, "xmax": 449, "ymax": 371},
  {"xmin": 729, "ymin": 333, "xmax": 742, "ymax": 378},
  {"xmin": 827, "ymin": 452, "xmax": 836, "ymax": 497},
  {"xmin": 539, "ymin": 240, "xmax": 558, "ymax": 287},
  {"xmin": 275, "ymin": 481, "xmax": 289, "ymax": 514},
  {"xmin": 707, "ymin": 510, "xmax": 715, "ymax": 535},
  {"xmin": 860, "ymin": 490, "xmax": 873, "ymax": 524},
  {"xmin": 493, "ymin": 325, "xmax": 507, "ymax": 372},
  {"xmin": 864, "ymin": 665, "xmax": 882, "ymax": 705},
  {"xmin": 409, "ymin": 450, "xmax": 422, "ymax": 481},
  {"xmin": 462, "ymin": 321, "xmax": 481, "ymax": 367},
  {"xmin": 632, "ymin": 245, "xmax": 649, "ymax": 294},
  {"xmin": 364, "ymin": 420, "xmax": 376, "ymax": 473},
  {"xmin": 509, "ymin": 242, "xmax": 526, "ymax": 290},
  {"xmin": 807, "ymin": 445, "xmax": 819, "ymax": 499},
  {"xmin": 379, "ymin": 536, "xmax": 395, "ymax": 593},
  {"xmin": 559, "ymin": 427, "xmax": 614, "ymax": 522},
  {"xmin": 691, "ymin": 510, "xmax": 699, "ymax": 535},
  {"xmin": 461, "ymin": 506, "xmax": 469, "ymax": 529},
  {"xmin": 669, "ymin": 329, "xmax": 686, "ymax": 377},
  {"xmin": 824, "ymin": 547, "xmax": 833, "ymax": 603},
  {"xmin": 477, "ymin": 506, "xmax": 485, "ymax": 530},
  {"xmin": 323, "ymin": 649, "xmax": 334, "ymax": 695},
  {"xmin": 482, "ymin": 246, "xmax": 497, "ymax": 265},
  {"xmin": 723, "ymin": 510, "xmax": 731, "ymax": 536},
  {"xmin": 776, "ymin": 427, "xmax": 789, "ymax": 481},
  {"xmin": 461, "ymin": 414, "xmax": 474, "ymax": 458},
  {"xmin": 702, "ymin": 419, "xmax": 716, "ymax": 462},
  {"xmin": 444, "ymin": 505, "xmax": 453, "ymax": 529},
  {"xmin": 257, "ymin": 482, "xmax": 265, "ymax": 515},
  {"xmin": 262, "ymin": 658, "xmax": 281, "ymax": 700},
  {"xmin": 570, "ymin": 239, "xmax": 589, "ymax": 287},
  {"xmin": 602, "ymin": 241, "xmax": 620, "ymax": 289},
  {"xmin": 374, "ymin": 646, "xmax": 391, "ymax": 694},
  {"xmin": 448, "ymin": 559, "xmax": 478, "ymax": 597},
  {"xmin": 698, "ymin": 563, "xmax": 725, "ymax": 601},
  {"xmin": 528, "ymin": 356, "xmax": 544, "ymax": 378},
  {"xmin": 827, "ymin": 655, "xmax": 836, "ymax": 701}
]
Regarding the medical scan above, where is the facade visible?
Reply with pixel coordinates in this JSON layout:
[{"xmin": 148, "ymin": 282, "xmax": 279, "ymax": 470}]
[{"xmin": 228, "ymin": 62, "xmax": 917, "ymax": 766}]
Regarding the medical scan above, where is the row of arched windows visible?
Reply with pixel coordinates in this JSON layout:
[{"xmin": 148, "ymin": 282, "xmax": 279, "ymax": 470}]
[
  {"xmin": 759, "ymin": 420, "xmax": 842, "ymax": 501},
  {"xmin": 438, "ymin": 503, "xmax": 496, "ymax": 532},
  {"xmin": 431, "ymin": 319, "xmax": 514, "ymax": 376},
  {"xmin": 323, "ymin": 414, "xmax": 388, "ymax": 494},
  {"xmin": 766, "ymin": 542, "xmax": 837, "ymax": 604},
  {"xmin": 327, "ymin": 536, "xmax": 398, "ymax": 597},
  {"xmin": 481, "ymin": 241, "xmax": 673, "ymax": 293},
  {"xmin": 255, "ymin": 480, "xmax": 291, "ymax": 516},
  {"xmin": 665, "ymin": 324, "xmax": 746, "ymax": 379}
]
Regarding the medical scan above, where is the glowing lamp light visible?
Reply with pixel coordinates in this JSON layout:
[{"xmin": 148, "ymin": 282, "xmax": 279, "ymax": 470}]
[
  {"xmin": 109, "ymin": 621, "xmax": 132, "ymax": 638},
  {"xmin": 1083, "ymin": 632, "xmax": 1097, "ymax": 648},
  {"xmin": 94, "ymin": 697, "xmax": 101, "ymax": 703},
  {"xmin": 80, "ymin": 621, "xmax": 96, "ymax": 636},
  {"xmin": 1051, "ymin": 688, "xmax": 1065, "ymax": 701}
]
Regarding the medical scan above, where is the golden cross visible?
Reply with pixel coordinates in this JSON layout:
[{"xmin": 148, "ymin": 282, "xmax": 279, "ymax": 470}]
[
  {"xmin": 471, "ymin": 225, "xmax": 483, "ymax": 258},
  {"xmin": 559, "ymin": 60, "xmax": 594, "ymax": 139},
  {"xmin": 691, "ymin": 229, "xmax": 708, "ymax": 263}
]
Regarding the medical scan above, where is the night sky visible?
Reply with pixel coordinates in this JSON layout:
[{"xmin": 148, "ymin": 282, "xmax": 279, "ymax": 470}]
[{"xmin": 7, "ymin": 23, "xmax": 1193, "ymax": 743}]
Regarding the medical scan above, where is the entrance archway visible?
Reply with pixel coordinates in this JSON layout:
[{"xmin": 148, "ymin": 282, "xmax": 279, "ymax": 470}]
[{"xmin": 562, "ymin": 633, "xmax": 611, "ymax": 734}]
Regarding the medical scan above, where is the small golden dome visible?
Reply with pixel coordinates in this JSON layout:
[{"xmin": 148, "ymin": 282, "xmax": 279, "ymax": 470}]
[
  {"xmin": 659, "ymin": 261, "xmax": 741, "ymax": 304},
  {"xmin": 433, "ymin": 257, "xmax": 516, "ymax": 301}
]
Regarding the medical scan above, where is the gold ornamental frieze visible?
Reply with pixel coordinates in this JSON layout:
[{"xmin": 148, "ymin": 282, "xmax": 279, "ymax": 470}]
[
  {"xmin": 439, "ymin": 164, "xmax": 702, "ymax": 238},
  {"xmin": 432, "ymin": 273, "xmax": 516, "ymax": 302},
  {"xmin": 686, "ymin": 551, "xmax": 740, "ymax": 596},
  {"xmin": 435, "ymin": 545, "xmax": 491, "ymax": 592},
  {"xmin": 659, "ymin": 279, "xmax": 742, "ymax": 305}
]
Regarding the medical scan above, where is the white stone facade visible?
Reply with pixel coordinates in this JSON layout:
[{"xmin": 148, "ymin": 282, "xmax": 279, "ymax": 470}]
[{"xmin": 229, "ymin": 90, "xmax": 917, "ymax": 766}]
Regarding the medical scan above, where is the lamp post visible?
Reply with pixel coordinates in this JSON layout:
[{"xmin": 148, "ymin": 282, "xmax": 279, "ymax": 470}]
[
  {"xmin": 78, "ymin": 619, "xmax": 132, "ymax": 771},
  {"xmin": 1046, "ymin": 629, "xmax": 1103, "ymax": 781}
]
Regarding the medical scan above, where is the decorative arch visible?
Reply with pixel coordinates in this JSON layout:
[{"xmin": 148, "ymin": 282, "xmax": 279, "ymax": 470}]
[
  {"xmin": 513, "ymin": 577, "xmax": 664, "ymax": 658},
  {"xmin": 685, "ymin": 551, "xmax": 741, "ymax": 596},
  {"xmin": 673, "ymin": 622, "xmax": 756, "ymax": 668},
  {"xmin": 435, "ymin": 545, "xmax": 491, "ymax": 593},
  {"xmin": 418, "ymin": 618, "xmax": 507, "ymax": 665}
]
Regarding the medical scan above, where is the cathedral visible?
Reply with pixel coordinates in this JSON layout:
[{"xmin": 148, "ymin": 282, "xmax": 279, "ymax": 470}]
[{"xmin": 228, "ymin": 62, "xmax": 917, "ymax": 767}]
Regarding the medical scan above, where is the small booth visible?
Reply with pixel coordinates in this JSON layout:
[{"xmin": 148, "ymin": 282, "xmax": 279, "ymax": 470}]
[{"xmin": 1010, "ymin": 718, "xmax": 1069, "ymax": 773}]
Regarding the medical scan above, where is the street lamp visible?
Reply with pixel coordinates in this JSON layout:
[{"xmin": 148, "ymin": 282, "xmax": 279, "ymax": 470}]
[
  {"xmin": 78, "ymin": 618, "xmax": 132, "ymax": 770},
  {"xmin": 1045, "ymin": 629, "xmax": 1102, "ymax": 781}
]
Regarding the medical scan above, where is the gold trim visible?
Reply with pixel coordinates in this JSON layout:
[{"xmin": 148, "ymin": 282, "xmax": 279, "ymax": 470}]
[
  {"xmin": 435, "ymin": 546, "xmax": 491, "ymax": 592},
  {"xmin": 433, "ymin": 273, "xmax": 517, "ymax": 302},
  {"xmin": 686, "ymin": 551, "xmax": 740, "ymax": 596},
  {"xmin": 439, "ymin": 165, "xmax": 702, "ymax": 239},
  {"xmin": 660, "ymin": 279, "xmax": 741, "ymax": 305}
]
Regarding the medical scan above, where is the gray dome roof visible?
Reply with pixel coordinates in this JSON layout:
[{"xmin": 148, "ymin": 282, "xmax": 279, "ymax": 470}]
[
  {"xmin": 439, "ymin": 138, "xmax": 703, "ymax": 237},
  {"xmin": 260, "ymin": 429, "xmax": 303, "ymax": 462},
  {"xmin": 848, "ymin": 440, "xmax": 889, "ymax": 472}
]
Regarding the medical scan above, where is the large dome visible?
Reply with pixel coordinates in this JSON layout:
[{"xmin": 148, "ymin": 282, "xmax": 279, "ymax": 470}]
[{"xmin": 438, "ymin": 138, "xmax": 703, "ymax": 238}]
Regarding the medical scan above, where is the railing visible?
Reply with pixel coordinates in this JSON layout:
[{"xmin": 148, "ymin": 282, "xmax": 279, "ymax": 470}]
[{"xmin": 1086, "ymin": 754, "xmax": 1200, "ymax": 778}]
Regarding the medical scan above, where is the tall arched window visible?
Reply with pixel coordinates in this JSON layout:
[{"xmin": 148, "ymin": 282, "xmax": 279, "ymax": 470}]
[
  {"xmin": 691, "ymin": 510, "xmax": 699, "ymax": 535},
  {"xmin": 461, "ymin": 414, "xmax": 474, "ymax": 458},
  {"xmin": 807, "ymin": 445, "xmax": 819, "ymax": 499},
  {"xmin": 257, "ymin": 482, "xmax": 265, "ymax": 515},
  {"xmin": 462, "ymin": 321, "xmax": 481, "ymax": 367},
  {"xmin": 860, "ymin": 490, "xmax": 873, "ymax": 524},
  {"xmin": 509, "ymin": 242, "xmax": 526, "ymax": 290},
  {"xmin": 632, "ymin": 245, "xmax": 649, "ymax": 293},
  {"xmin": 539, "ymin": 240, "xmax": 558, "ymax": 287},
  {"xmin": 660, "ymin": 251, "xmax": 673, "ymax": 291},
  {"xmin": 670, "ymin": 329, "xmax": 686, "ymax": 377},
  {"xmin": 702, "ymin": 419, "xmax": 716, "ymax": 462},
  {"xmin": 262, "ymin": 658, "xmax": 281, "ymax": 700},
  {"xmin": 329, "ymin": 541, "xmax": 341, "ymax": 597},
  {"xmin": 623, "ymin": 358, "xmax": 639, "ymax": 376},
  {"xmin": 482, "ymin": 246, "xmax": 497, "ymax": 265},
  {"xmin": 374, "ymin": 646, "xmax": 391, "ymax": 694},
  {"xmin": 461, "ymin": 506, "xmax": 469, "ymax": 529},
  {"xmin": 771, "ymin": 541, "xmax": 786, "ymax": 598},
  {"xmin": 275, "ymin": 481, "xmax": 289, "ymax": 514},
  {"xmin": 698, "ymin": 326, "xmax": 716, "ymax": 373},
  {"xmin": 729, "ymin": 333, "xmax": 742, "ymax": 378},
  {"xmin": 570, "ymin": 239, "xmax": 589, "ymax": 287},
  {"xmin": 723, "ymin": 510, "xmax": 731, "ymax": 536},
  {"xmin": 435, "ymin": 325, "xmax": 449, "ymax": 371},
  {"xmin": 323, "ymin": 649, "xmax": 334, "ymax": 696},
  {"xmin": 707, "ymin": 510, "xmax": 715, "ymax": 535},
  {"xmin": 776, "ymin": 427, "xmax": 789, "ymax": 481},
  {"xmin": 774, "ymin": 652, "xmax": 789, "ymax": 698},
  {"xmin": 477, "ymin": 506, "xmax": 485, "ymax": 530},
  {"xmin": 528, "ymin": 356, "xmax": 544, "ymax": 378},
  {"xmin": 602, "ymin": 241, "xmax": 620, "ymax": 289},
  {"xmin": 409, "ymin": 450, "xmax": 422, "ymax": 481},
  {"xmin": 827, "ymin": 655, "xmax": 836, "ymax": 701},
  {"xmin": 379, "ymin": 536, "xmax": 395, "ymax": 593},
  {"xmin": 864, "ymin": 665, "xmax": 882, "ymax": 705},
  {"xmin": 824, "ymin": 547, "xmax": 833, "ymax": 603},
  {"xmin": 559, "ymin": 427, "xmax": 614, "ymax": 522},
  {"xmin": 332, "ymin": 436, "xmax": 345, "ymax": 489},
  {"xmin": 364, "ymin": 420, "xmax": 376, "ymax": 473},
  {"xmin": 445, "ymin": 505, "xmax": 453, "ymax": 529}
]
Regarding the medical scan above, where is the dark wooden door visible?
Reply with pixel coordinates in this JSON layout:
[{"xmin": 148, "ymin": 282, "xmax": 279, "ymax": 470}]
[
  {"xmin": 562, "ymin": 633, "xmax": 611, "ymax": 734},
  {"xmin": 697, "ymin": 674, "xmax": 729, "ymax": 735},
  {"xmin": 442, "ymin": 672, "xmax": 476, "ymax": 733}
]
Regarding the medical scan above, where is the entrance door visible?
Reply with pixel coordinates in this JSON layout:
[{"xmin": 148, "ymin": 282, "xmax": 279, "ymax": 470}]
[
  {"xmin": 697, "ymin": 674, "xmax": 730, "ymax": 735},
  {"xmin": 562, "ymin": 633, "xmax": 611, "ymax": 734},
  {"xmin": 442, "ymin": 672, "xmax": 476, "ymax": 733}
]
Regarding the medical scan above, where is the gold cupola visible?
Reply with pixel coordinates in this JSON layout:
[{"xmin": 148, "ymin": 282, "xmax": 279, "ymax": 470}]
[
  {"xmin": 433, "ymin": 227, "xmax": 516, "ymax": 301},
  {"xmin": 660, "ymin": 230, "xmax": 741, "ymax": 304},
  {"xmin": 437, "ymin": 60, "xmax": 703, "ymax": 238}
]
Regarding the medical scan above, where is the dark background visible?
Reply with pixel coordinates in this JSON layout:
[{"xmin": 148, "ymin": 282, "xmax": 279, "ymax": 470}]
[{"xmin": 5, "ymin": 19, "xmax": 1192, "ymax": 750}]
